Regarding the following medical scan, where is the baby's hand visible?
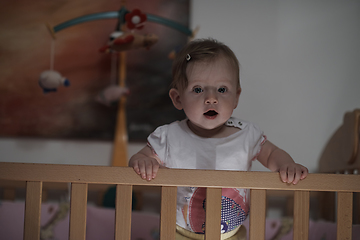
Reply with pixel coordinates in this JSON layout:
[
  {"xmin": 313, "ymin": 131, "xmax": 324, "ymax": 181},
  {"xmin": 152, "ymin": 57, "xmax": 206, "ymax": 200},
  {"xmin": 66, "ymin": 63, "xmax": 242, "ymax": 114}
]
[
  {"xmin": 278, "ymin": 163, "xmax": 308, "ymax": 185},
  {"xmin": 129, "ymin": 156, "xmax": 160, "ymax": 181}
]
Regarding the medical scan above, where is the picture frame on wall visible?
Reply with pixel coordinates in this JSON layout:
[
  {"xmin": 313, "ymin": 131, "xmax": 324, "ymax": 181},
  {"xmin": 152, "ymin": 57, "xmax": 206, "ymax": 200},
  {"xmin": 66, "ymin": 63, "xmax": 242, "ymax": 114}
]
[{"xmin": 0, "ymin": 0, "xmax": 189, "ymax": 142}]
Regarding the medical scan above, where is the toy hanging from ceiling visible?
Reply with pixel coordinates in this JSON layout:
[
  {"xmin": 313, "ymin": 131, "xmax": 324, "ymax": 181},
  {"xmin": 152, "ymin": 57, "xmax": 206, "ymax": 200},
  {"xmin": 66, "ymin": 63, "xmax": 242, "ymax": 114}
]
[
  {"xmin": 38, "ymin": 37, "xmax": 70, "ymax": 93},
  {"xmin": 99, "ymin": 9, "xmax": 158, "ymax": 53},
  {"xmin": 39, "ymin": 7, "xmax": 195, "ymax": 96}
]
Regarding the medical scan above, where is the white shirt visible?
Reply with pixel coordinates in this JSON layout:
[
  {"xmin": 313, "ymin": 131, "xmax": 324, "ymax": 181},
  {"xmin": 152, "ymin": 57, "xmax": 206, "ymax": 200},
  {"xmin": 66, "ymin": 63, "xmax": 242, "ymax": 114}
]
[{"xmin": 148, "ymin": 117, "xmax": 265, "ymax": 234}]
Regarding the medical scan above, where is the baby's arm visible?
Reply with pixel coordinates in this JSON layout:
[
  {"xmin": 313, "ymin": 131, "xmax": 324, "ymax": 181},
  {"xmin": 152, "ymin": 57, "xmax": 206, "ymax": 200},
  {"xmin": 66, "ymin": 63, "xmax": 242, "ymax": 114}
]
[
  {"xmin": 128, "ymin": 146, "xmax": 162, "ymax": 181},
  {"xmin": 257, "ymin": 141, "xmax": 308, "ymax": 184}
]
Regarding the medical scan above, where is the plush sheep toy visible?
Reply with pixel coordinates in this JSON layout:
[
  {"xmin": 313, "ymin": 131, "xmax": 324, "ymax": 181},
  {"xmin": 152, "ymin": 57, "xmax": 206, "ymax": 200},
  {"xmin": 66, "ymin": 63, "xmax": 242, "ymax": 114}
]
[{"xmin": 39, "ymin": 70, "xmax": 70, "ymax": 93}]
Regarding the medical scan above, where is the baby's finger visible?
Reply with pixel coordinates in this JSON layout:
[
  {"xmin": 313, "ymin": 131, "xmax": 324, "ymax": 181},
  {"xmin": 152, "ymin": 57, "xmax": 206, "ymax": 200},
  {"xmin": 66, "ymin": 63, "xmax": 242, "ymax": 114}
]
[
  {"xmin": 279, "ymin": 167, "xmax": 288, "ymax": 183},
  {"xmin": 138, "ymin": 160, "xmax": 147, "ymax": 180},
  {"xmin": 300, "ymin": 166, "xmax": 309, "ymax": 179},
  {"xmin": 130, "ymin": 160, "xmax": 141, "ymax": 175},
  {"xmin": 292, "ymin": 168, "xmax": 302, "ymax": 185},
  {"xmin": 144, "ymin": 160, "xmax": 154, "ymax": 181},
  {"xmin": 287, "ymin": 167, "xmax": 295, "ymax": 184},
  {"xmin": 152, "ymin": 162, "xmax": 160, "ymax": 179}
]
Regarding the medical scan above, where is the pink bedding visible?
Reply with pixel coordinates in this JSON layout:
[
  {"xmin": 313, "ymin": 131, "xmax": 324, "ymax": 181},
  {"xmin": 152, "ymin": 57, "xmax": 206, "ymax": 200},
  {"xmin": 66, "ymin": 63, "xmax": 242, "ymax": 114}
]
[
  {"xmin": 1, "ymin": 201, "xmax": 359, "ymax": 240},
  {"xmin": 0, "ymin": 201, "xmax": 160, "ymax": 240}
]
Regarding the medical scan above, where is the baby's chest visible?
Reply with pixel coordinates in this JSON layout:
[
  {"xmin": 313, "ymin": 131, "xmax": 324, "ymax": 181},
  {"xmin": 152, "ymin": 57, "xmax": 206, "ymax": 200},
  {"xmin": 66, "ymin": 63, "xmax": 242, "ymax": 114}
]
[{"xmin": 167, "ymin": 141, "xmax": 250, "ymax": 170}]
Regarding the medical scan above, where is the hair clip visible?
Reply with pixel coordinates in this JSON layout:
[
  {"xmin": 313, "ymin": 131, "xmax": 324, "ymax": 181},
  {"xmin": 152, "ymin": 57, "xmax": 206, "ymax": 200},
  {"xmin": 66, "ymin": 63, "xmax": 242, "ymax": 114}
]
[{"xmin": 186, "ymin": 54, "xmax": 191, "ymax": 61}]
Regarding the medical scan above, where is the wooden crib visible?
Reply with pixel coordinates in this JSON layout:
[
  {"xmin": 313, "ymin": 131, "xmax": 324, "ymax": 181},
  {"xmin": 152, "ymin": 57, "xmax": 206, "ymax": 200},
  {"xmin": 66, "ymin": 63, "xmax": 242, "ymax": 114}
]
[{"xmin": 0, "ymin": 162, "xmax": 359, "ymax": 240}]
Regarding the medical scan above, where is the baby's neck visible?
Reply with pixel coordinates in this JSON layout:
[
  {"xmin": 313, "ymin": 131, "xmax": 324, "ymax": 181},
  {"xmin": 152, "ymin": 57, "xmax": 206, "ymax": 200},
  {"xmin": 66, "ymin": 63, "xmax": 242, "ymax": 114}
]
[{"xmin": 187, "ymin": 120, "xmax": 239, "ymax": 138}]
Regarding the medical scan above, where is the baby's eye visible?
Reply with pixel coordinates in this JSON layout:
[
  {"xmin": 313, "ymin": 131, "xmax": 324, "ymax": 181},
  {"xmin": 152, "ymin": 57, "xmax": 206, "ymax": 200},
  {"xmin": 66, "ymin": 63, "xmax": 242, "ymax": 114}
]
[
  {"xmin": 218, "ymin": 87, "xmax": 227, "ymax": 93},
  {"xmin": 193, "ymin": 87, "xmax": 203, "ymax": 93}
]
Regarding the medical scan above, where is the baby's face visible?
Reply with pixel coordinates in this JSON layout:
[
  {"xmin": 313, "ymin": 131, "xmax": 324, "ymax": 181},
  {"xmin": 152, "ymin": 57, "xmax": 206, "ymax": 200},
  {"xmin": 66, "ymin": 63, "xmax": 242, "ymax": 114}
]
[{"xmin": 179, "ymin": 56, "xmax": 241, "ymax": 133}]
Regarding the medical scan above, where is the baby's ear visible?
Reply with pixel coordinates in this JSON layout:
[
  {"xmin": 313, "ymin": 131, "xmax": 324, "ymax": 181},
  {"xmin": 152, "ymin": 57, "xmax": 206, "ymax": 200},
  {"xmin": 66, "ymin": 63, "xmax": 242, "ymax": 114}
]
[
  {"xmin": 234, "ymin": 87, "xmax": 242, "ymax": 109},
  {"xmin": 169, "ymin": 88, "xmax": 183, "ymax": 110}
]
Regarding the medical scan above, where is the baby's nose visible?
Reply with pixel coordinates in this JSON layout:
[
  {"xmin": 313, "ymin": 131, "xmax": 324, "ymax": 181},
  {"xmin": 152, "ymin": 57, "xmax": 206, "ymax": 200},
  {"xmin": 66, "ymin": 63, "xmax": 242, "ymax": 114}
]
[{"xmin": 205, "ymin": 92, "xmax": 218, "ymax": 104}]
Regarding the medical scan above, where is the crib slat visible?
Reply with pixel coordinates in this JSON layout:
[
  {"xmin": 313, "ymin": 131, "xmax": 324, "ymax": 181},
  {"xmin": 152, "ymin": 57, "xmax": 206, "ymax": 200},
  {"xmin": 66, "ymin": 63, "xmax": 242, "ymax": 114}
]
[
  {"xmin": 356, "ymin": 192, "xmax": 360, "ymax": 224},
  {"xmin": 205, "ymin": 188, "xmax": 222, "ymax": 240},
  {"xmin": 337, "ymin": 192, "xmax": 353, "ymax": 240},
  {"xmin": 69, "ymin": 183, "xmax": 88, "ymax": 240},
  {"xmin": 24, "ymin": 181, "xmax": 42, "ymax": 240},
  {"xmin": 293, "ymin": 191, "xmax": 309, "ymax": 240},
  {"xmin": 249, "ymin": 189, "xmax": 266, "ymax": 240},
  {"xmin": 160, "ymin": 186, "xmax": 177, "ymax": 240},
  {"xmin": 115, "ymin": 185, "xmax": 133, "ymax": 240}
]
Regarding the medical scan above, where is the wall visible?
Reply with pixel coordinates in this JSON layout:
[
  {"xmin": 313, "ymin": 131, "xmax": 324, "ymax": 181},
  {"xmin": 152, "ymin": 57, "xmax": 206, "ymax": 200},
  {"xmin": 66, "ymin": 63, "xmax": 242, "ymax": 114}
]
[
  {"xmin": 191, "ymin": 0, "xmax": 360, "ymax": 172},
  {"xmin": 1, "ymin": 0, "xmax": 359, "ymax": 173}
]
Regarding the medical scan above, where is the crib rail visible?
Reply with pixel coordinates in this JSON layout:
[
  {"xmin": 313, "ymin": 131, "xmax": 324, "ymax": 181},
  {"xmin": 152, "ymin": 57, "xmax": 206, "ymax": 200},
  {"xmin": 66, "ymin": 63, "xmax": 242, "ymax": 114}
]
[{"xmin": 0, "ymin": 162, "xmax": 359, "ymax": 240}]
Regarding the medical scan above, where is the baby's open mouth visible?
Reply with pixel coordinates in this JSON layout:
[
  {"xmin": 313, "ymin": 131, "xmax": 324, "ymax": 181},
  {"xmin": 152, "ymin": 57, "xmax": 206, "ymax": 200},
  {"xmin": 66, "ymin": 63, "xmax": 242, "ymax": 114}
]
[{"xmin": 204, "ymin": 110, "xmax": 218, "ymax": 117}]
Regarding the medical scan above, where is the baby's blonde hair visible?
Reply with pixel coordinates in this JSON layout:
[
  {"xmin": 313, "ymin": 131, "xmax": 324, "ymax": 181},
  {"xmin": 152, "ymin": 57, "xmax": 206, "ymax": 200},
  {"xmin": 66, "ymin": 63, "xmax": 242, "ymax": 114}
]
[{"xmin": 171, "ymin": 38, "xmax": 240, "ymax": 91}]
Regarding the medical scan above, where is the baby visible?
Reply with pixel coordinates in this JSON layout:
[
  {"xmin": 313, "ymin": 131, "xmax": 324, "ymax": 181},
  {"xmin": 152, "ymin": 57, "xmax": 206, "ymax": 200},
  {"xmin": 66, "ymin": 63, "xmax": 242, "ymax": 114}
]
[{"xmin": 129, "ymin": 38, "xmax": 308, "ymax": 239}]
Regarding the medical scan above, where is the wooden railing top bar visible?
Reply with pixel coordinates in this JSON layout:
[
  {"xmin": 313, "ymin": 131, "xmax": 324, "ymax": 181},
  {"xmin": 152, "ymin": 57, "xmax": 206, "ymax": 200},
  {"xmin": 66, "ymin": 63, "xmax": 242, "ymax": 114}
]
[{"xmin": 1, "ymin": 162, "xmax": 359, "ymax": 192}]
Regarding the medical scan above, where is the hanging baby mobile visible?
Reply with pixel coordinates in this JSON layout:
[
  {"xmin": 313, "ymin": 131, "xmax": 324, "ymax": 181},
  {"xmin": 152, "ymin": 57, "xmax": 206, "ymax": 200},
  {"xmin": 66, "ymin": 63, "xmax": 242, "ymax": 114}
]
[{"xmin": 39, "ymin": 6, "xmax": 195, "ymax": 103}]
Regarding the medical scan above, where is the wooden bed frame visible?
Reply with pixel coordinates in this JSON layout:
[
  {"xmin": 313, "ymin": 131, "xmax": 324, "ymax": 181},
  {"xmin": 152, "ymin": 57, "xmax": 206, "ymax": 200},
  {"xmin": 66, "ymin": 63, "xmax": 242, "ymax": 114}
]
[{"xmin": 0, "ymin": 162, "xmax": 359, "ymax": 240}]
